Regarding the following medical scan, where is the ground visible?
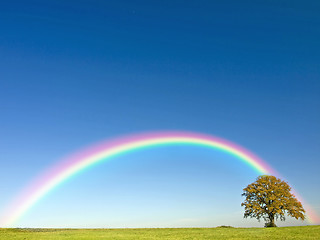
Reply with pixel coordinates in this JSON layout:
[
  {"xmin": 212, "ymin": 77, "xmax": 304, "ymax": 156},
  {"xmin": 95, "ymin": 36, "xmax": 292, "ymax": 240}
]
[{"xmin": 0, "ymin": 225, "xmax": 319, "ymax": 240}]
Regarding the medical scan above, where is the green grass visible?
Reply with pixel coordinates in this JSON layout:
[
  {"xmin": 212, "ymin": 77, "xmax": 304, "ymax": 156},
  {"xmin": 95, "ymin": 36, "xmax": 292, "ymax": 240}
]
[{"xmin": 0, "ymin": 226, "xmax": 319, "ymax": 240}]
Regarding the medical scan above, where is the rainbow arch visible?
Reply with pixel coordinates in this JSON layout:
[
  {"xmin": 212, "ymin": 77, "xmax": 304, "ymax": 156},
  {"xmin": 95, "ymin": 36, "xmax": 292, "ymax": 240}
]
[{"xmin": 1, "ymin": 131, "xmax": 318, "ymax": 226}]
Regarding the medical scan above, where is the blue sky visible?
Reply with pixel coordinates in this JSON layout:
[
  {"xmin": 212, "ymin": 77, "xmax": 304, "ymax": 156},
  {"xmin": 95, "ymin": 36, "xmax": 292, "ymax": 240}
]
[{"xmin": 0, "ymin": 0, "xmax": 319, "ymax": 227}]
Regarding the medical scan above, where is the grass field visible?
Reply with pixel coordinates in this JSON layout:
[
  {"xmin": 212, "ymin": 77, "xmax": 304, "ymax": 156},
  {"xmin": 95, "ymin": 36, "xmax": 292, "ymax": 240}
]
[{"xmin": 0, "ymin": 226, "xmax": 319, "ymax": 240}]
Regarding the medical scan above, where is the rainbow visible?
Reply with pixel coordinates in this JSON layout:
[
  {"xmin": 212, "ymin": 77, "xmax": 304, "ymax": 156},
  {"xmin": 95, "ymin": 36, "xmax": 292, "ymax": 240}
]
[{"xmin": 1, "ymin": 131, "xmax": 318, "ymax": 226}]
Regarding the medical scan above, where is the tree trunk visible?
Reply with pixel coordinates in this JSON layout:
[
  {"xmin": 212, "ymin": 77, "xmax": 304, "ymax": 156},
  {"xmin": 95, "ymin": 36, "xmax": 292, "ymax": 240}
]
[
  {"xmin": 270, "ymin": 217, "xmax": 275, "ymax": 225},
  {"xmin": 265, "ymin": 214, "xmax": 277, "ymax": 227}
]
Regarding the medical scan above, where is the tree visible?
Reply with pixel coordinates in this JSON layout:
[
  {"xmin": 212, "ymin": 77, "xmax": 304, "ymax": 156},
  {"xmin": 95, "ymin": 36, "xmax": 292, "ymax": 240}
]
[{"xmin": 241, "ymin": 175, "xmax": 305, "ymax": 227}]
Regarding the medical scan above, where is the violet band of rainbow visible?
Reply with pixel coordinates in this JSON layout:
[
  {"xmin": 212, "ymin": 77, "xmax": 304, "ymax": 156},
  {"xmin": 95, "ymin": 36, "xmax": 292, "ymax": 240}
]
[{"xmin": 1, "ymin": 131, "xmax": 318, "ymax": 226}]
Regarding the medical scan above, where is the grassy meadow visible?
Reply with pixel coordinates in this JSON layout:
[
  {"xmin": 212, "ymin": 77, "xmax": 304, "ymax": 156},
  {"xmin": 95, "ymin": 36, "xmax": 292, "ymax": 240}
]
[{"xmin": 0, "ymin": 225, "xmax": 319, "ymax": 240}]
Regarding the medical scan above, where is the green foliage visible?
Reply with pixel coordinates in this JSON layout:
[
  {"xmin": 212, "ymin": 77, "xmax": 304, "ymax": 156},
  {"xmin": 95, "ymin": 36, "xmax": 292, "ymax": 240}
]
[
  {"xmin": 241, "ymin": 175, "xmax": 305, "ymax": 227},
  {"xmin": 0, "ymin": 226, "xmax": 319, "ymax": 240}
]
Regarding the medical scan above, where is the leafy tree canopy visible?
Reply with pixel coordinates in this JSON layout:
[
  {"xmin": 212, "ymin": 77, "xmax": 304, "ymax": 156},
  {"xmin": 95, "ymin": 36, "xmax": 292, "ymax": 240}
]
[{"xmin": 241, "ymin": 175, "xmax": 305, "ymax": 227}]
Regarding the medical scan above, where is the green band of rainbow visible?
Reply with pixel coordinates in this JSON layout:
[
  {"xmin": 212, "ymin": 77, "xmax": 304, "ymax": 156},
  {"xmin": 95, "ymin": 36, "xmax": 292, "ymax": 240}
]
[{"xmin": 1, "ymin": 131, "xmax": 318, "ymax": 226}]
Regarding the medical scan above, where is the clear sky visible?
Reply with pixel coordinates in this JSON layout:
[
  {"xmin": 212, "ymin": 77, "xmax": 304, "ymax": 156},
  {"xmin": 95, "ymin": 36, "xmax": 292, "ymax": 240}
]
[{"xmin": 0, "ymin": 0, "xmax": 319, "ymax": 228}]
